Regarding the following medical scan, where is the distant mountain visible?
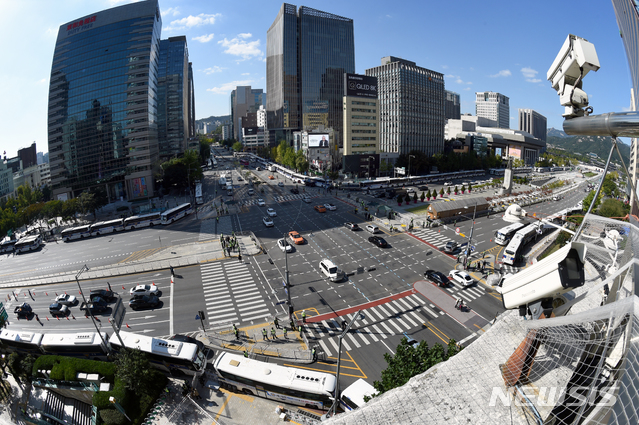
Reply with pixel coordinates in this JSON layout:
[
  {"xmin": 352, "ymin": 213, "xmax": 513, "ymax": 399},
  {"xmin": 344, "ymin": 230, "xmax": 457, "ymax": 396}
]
[
  {"xmin": 547, "ymin": 127, "xmax": 568, "ymax": 138},
  {"xmin": 196, "ymin": 115, "xmax": 230, "ymax": 125},
  {"xmin": 546, "ymin": 134, "xmax": 630, "ymax": 166}
]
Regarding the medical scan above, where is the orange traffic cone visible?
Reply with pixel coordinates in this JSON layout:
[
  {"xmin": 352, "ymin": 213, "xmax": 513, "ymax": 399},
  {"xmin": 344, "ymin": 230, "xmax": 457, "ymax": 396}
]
[{"xmin": 126, "ymin": 323, "xmax": 130, "ymax": 328}]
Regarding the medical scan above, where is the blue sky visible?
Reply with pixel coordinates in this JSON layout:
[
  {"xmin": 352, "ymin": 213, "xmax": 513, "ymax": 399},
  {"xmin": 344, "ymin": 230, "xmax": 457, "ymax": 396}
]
[{"xmin": 0, "ymin": 0, "xmax": 632, "ymax": 158}]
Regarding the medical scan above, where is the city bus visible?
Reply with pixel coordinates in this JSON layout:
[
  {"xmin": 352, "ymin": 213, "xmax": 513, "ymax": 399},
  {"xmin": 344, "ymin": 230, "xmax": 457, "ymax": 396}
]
[
  {"xmin": 494, "ymin": 222, "xmax": 527, "ymax": 246},
  {"xmin": 40, "ymin": 332, "xmax": 109, "ymax": 360},
  {"xmin": 195, "ymin": 182, "xmax": 203, "ymax": 205},
  {"xmin": 160, "ymin": 203, "xmax": 192, "ymax": 225},
  {"xmin": 502, "ymin": 224, "xmax": 542, "ymax": 265},
  {"xmin": 213, "ymin": 352, "xmax": 336, "ymax": 409},
  {"xmin": 0, "ymin": 330, "xmax": 44, "ymax": 355},
  {"xmin": 89, "ymin": 218, "xmax": 124, "ymax": 236},
  {"xmin": 123, "ymin": 212, "xmax": 162, "ymax": 230},
  {"xmin": 0, "ymin": 238, "xmax": 18, "ymax": 254},
  {"xmin": 61, "ymin": 225, "xmax": 92, "ymax": 242},
  {"xmin": 109, "ymin": 331, "xmax": 207, "ymax": 376},
  {"xmin": 14, "ymin": 234, "xmax": 43, "ymax": 253}
]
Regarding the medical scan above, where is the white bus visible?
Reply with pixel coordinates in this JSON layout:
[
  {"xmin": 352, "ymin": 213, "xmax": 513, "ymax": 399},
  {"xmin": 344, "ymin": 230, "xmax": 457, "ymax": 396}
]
[
  {"xmin": 340, "ymin": 379, "xmax": 378, "ymax": 411},
  {"xmin": 160, "ymin": 203, "xmax": 192, "ymax": 225},
  {"xmin": 213, "ymin": 352, "xmax": 336, "ymax": 409},
  {"xmin": 123, "ymin": 212, "xmax": 162, "ymax": 230},
  {"xmin": 0, "ymin": 238, "xmax": 18, "ymax": 254},
  {"xmin": 89, "ymin": 218, "xmax": 124, "ymax": 236},
  {"xmin": 0, "ymin": 330, "xmax": 44, "ymax": 355},
  {"xmin": 61, "ymin": 225, "xmax": 92, "ymax": 242},
  {"xmin": 494, "ymin": 222, "xmax": 527, "ymax": 246},
  {"xmin": 195, "ymin": 182, "xmax": 203, "ymax": 205},
  {"xmin": 502, "ymin": 224, "xmax": 541, "ymax": 265},
  {"xmin": 14, "ymin": 235, "xmax": 43, "ymax": 253},
  {"xmin": 109, "ymin": 331, "xmax": 207, "ymax": 376},
  {"xmin": 40, "ymin": 332, "xmax": 109, "ymax": 360},
  {"xmin": 219, "ymin": 176, "xmax": 227, "ymax": 187}
]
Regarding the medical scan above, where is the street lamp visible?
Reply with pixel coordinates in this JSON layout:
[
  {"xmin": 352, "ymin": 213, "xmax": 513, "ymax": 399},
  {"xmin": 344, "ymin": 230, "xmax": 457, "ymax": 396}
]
[
  {"xmin": 284, "ymin": 233, "xmax": 293, "ymax": 319},
  {"xmin": 328, "ymin": 310, "xmax": 363, "ymax": 417},
  {"xmin": 462, "ymin": 203, "xmax": 478, "ymax": 268},
  {"xmin": 75, "ymin": 265, "xmax": 110, "ymax": 355},
  {"xmin": 408, "ymin": 155, "xmax": 415, "ymax": 178}
]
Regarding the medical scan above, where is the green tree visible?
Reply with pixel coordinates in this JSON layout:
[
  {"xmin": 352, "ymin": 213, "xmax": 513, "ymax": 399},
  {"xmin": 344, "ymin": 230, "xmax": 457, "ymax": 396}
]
[
  {"xmin": 582, "ymin": 190, "xmax": 603, "ymax": 211},
  {"xmin": 113, "ymin": 348, "xmax": 155, "ymax": 393},
  {"xmin": 439, "ymin": 188, "xmax": 445, "ymax": 198},
  {"xmin": 370, "ymin": 338, "xmax": 462, "ymax": 399},
  {"xmin": 396, "ymin": 194, "xmax": 403, "ymax": 204},
  {"xmin": 283, "ymin": 147, "xmax": 296, "ymax": 169},
  {"xmin": 232, "ymin": 141, "xmax": 243, "ymax": 152},
  {"xmin": 412, "ymin": 192, "xmax": 418, "ymax": 203},
  {"xmin": 420, "ymin": 192, "xmax": 425, "ymax": 202},
  {"xmin": 276, "ymin": 140, "xmax": 288, "ymax": 164},
  {"xmin": 446, "ymin": 186, "xmax": 451, "ymax": 196},
  {"xmin": 200, "ymin": 139, "xmax": 211, "ymax": 161},
  {"xmin": 598, "ymin": 198, "xmax": 626, "ymax": 218},
  {"xmin": 468, "ymin": 184, "xmax": 473, "ymax": 193},
  {"xmin": 426, "ymin": 189, "xmax": 432, "ymax": 199}
]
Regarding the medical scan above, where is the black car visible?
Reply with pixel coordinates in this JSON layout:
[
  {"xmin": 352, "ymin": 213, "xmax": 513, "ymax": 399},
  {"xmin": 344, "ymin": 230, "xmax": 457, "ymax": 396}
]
[
  {"xmin": 368, "ymin": 236, "xmax": 388, "ymax": 248},
  {"xmin": 290, "ymin": 187, "xmax": 299, "ymax": 194},
  {"xmin": 49, "ymin": 302, "xmax": 69, "ymax": 317},
  {"xmin": 418, "ymin": 186, "xmax": 428, "ymax": 191},
  {"xmin": 90, "ymin": 289, "xmax": 117, "ymax": 302},
  {"xmin": 374, "ymin": 191, "xmax": 386, "ymax": 198},
  {"xmin": 129, "ymin": 295, "xmax": 160, "ymax": 310},
  {"xmin": 14, "ymin": 303, "xmax": 32, "ymax": 318},
  {"xmin": 424, "ymin": 270, "xmax": 449, "ymax": 287},
  {"xmin": 168, "ymin": 334, "xmax": 206, "ymax": 351}
]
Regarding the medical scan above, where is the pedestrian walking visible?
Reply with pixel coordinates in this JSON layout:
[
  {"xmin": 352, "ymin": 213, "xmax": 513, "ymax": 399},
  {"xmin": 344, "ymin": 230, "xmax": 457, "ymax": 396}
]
[
  {"xmin": 283, "ymin": 328, "xmax": 288, "ymax": 339},
  {"xmin": 341, "ymin": 320, "xmax": 347, "ymax": 331},
  {"xmin": 290, "ymin": 319, "xmax": 295, "ymax": 330},
  {"xmin": 271, "ymin": 328, "xmax": 277, "ymax": 339},
  {"xmin": 243, "ymin": 350, "xmax": 249, "ymax": 358},
  {"xmin": 301, "ymin": 310, "xmax": 306, "ymax": 323},
  {"xmin": 238, "ymin": 253, "xmax": 242, "ymax": 263},
  {"xmin": 298, "ymin": 325, "xmax": 302, "ymax": 333},
  {"xmin": 274, "ymin": 317, "xmax": 280, "ymax": 329},
  {"xmin": 262, "ymin": 328, "xmax": 268, "ymax": 340}
]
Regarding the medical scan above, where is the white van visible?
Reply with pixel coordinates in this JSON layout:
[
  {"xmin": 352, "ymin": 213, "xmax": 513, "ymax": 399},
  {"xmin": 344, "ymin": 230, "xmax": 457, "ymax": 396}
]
[
  {"xmin": 247, "ymin": 188, "xmax": 255, "ymax": 196},
  {"xmin": 365, "ymin": 225, "xmax": 379, "ymax": 234},
  {"xmin": 319, "ymin": 259, "xmax": 345, "ymax": 282}
]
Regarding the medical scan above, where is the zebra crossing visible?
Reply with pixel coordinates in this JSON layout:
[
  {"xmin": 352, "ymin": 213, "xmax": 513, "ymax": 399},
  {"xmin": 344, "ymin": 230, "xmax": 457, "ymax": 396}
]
[
  {"xmin": 410, "ymin": 228, "xmax": 455, "ymax": 249},
  {"xmin": 274, "ymin": 193, "xmax": 318, "ymax": 203},
  {"xmin": 444, "ymin": 283, "xmax": 489, "ymax": 303},
  {"xmin": 200, "ymin": 261, "xmax": 272, "ymax": 328},
  {"xmin": 307, "ymin": 294, "xmax": 439, "ymax": 357}
]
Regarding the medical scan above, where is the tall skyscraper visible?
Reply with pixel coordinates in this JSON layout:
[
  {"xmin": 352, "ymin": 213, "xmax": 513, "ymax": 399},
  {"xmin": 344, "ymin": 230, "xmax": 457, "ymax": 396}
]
[
  {"xmin": 612, "ymin": 0, "xmax": 639, "ymax": 215},
  {"xmin": 230, "ymin": 86, "xmax": 265, "ymax": 141},
  {"xmin": 18, "ymin": 142, "xmax": 37, "ymax": 169},
  {"xmin": 188, "ymin": 62, "xmax": 196, "ymax": 139},
  {"xmin": 267, "ymin": 3, "xmax": 355, "ymax": 144},
  {"xmin": 476, "ymin": 91, "xmax": 510, "ymax": 129},
  {"xmin": 47, "ymin": 0, "xmax": 162, "ymax": 201},
  {"xmin": 366, "ymin": 56, "xmax": 445, "ymax": 156},
  {"xmin": 518, "ymin": 109, "xmax": 547, "ymax": 142},
  {"xmin": 445, "ymin": 91, "xmax": 461, "ymax": 121},
  {"xmin": 157, "ymin": 36, "xmax": 192, "ymax": 161}
]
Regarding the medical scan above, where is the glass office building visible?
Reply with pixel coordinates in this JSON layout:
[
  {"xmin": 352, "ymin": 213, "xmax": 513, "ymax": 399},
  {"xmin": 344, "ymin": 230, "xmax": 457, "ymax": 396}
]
[
  {"xmin": 267, "ymin": 3, "xmax": 355, "ymax": 144},
  {"xmin": 47, "ymin": 0, "xmax": 162, "ymax": 201},
  {"xmin": 157, "ymin": 36, "xmax": 190, "ymax": 161}
]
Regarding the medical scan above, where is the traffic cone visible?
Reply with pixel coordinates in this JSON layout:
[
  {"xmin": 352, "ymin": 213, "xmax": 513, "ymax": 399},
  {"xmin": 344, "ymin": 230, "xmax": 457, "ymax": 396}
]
[
  {"xmin": 126, "ymin": 323, "xmax": 130, "ymax": 328},
  {"xmin": 122, "ymin": 286, "xmax": 125, "ymax": 290},
  {"xmin": 171, "ymin": 276, "xmax": 174, "ymax": 284},
  {"xmin": 66, "ymin": 316, "xmax": 69, "ymax": 320},
  {"xmin": 72, "ymin": 315, "xmax": 75, "ymax": 320},
  {"xmin": 56, "ymin": 316, "xmax": 59, "ymax": 320},
  {"xmin": 46, "ymin": 292, "xmax": 48, "ymax": 296},
  {"xmin": 46, "ymin": 316, "xmax": 49, "ymax": 321}
]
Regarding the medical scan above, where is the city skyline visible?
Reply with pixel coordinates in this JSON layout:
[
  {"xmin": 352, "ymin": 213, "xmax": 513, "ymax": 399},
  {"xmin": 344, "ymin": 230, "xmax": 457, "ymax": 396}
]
[{"xmin": 0, "ymin": 0, "xmax": 632, "ymax": 158}]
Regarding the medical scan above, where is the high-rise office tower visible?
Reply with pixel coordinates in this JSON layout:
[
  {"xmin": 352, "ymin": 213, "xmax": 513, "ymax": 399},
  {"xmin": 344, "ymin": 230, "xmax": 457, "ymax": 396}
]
[
  {"xmin": 445, "ymin": 91, "xmax": 461, "ymax": 121},
  {"xmin": 267, "ymin": 3, "xmax": 355, "ymax": 144},
  {"xmin": 47, "ymin": 0, "xmax": 162, "ymax": 201},
  {"xmin": 230, "ymin": 86, "xmax": 265, "ymax": 141},
  {"xmin": 366, "ymin": 56, "xmax": 445, "ymax": 156},
  {"xmin": 518, "ymin": 109, "xmax": 547, "ymax": 142},
  {"xmin": 158, "ymin": 36, "xmax": 191, "ymax": 161},
  {"xmin": 188, "ymin": 62, "xmax": 196, "ymax": 139},
  {"xmin": 476, "ymin": 91, "xmax": 510, "ymax": 129},
  {"xmin": 612, "ymin": 0, "xmax": 639, "ymax": 215},
  {"xmin": 18, "ymin": 142, "xmax": 37, "ymax": 169}
]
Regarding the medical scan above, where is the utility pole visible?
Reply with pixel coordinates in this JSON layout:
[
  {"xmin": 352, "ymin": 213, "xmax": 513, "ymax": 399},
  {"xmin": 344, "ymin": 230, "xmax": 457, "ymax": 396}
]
[
  {"xmin": 329, "ymin": 310, "xmax": 362, "ymax": 417},
  {"xmin": 75, "ymin": 265, "xmax": 109, "ymax": 354},
  {"xmin": 284, "ymin": 233, "xmax": 293, "ymax": 319}
]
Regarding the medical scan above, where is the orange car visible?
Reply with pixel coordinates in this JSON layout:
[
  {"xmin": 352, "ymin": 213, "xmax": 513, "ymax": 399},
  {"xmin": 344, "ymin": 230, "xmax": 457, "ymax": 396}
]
[
  {"xmin": 268, "ymin": 175, "xmax": 275, "ymax": 180},
  {"xmin": 288, "ymin": 231, "xmax": 305, "ymax": 245},
  {"xmin": 314, "ymin": 205, "xmax": 326, "ymax": 213}
]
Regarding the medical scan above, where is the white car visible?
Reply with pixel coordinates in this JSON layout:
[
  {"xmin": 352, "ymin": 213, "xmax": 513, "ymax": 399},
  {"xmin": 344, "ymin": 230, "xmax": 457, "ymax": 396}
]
[
  {"xmin": 302, "ymin": 196, "xmax": 311, "ymax": 203},
  {"xmin": 324, "ymin": 203, "xmax": 336, "ymax": 211},
  {"xmin": 263, "ymin": 217, "xmax": 274, "ymax": 227},
  {"xmin": 448, "ymin": 270, "xmax": 475, "ymax": 287},
  {"xmin": 365, "ymin": 224, "xmax": 379, "ymax": 234},
  {"xmin": 130, "ymin": 283, "xmax": 159, "ymax": 296},
  {"xmin": 277, "ymin": 238, "xmax": 293, "ymax": 252},
  {"xmin": 443, "ymin": 182, "xmax": 453, "ymax": 186},
  {"xmin": 267, "ymin": 208, "xmax": 277, "ymax": 217},
  {"xmin": 257, "ymin": 198, "xmax": 266, "ymax": 206},
  {"xmin": 55, "ymin": 293, "xmax": 77, "ymax": 306}
]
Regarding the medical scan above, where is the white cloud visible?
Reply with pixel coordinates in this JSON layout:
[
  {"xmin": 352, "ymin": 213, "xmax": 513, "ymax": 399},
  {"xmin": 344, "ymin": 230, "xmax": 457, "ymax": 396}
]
[
  {"xmin": 521, "ymin": 67, "xmax": 541, "ymax": 83},
  {"xmin": 194, "ymin": 34, "xmax": 215, "ymax": 43},
  {"xmin": 207, "ymin": 80, "xmax": 253, "ymax": 95},
  {"xmin": 241, "ymin": 73, "xmax": 250, "ymax": 76},
  {"xmin": 490, "ymin": 69, "xmax": 511, "ymax": 78},
  {"xmin": 203, "ymin": 66, "xmax": 225, "ymax": 74},
  {"xmin": 162, "ymin": 7, "xmax": 180, "ymax": 17},
  {"xmin": 447, "ymin": 75, "xmax": 472, "ymax": 85},
  {"xmin": 218, "ymin": 35, "xmax": 263, "ymax": 60},
  {"xmin": 237, "ymin": 33, "xmax": 252, "ymax": 39},
  {"xmin": 166, "ymin": 13, "xmax": 221, "ymax": 31}
]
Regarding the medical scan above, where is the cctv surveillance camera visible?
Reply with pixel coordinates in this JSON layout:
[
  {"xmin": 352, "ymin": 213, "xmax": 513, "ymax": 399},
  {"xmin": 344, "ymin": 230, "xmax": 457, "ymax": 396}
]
[
  {"xmin": 547, "ymin": 34, "xmax": 600, "ymax": 118},
  {"xmin": 500, "ymin": 241, "xmax": 587, "ymax": 310}
]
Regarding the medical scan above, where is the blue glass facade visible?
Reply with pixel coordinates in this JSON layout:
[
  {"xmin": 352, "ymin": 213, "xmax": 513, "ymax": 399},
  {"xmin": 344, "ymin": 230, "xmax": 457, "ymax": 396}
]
[
  {"xmin": 47, "ymin": 0, "xmax": 162, "ymax": 201},
  {"xmin": 267, "ymin": 4, "xmax": 354, "ymax": 144}
]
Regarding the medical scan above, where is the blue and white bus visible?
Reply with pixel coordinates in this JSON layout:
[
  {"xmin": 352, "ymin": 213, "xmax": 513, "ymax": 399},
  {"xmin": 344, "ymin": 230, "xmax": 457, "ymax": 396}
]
[
  {"xmin": 123, "ymin": 212, "xmax": 162, "ymax": 230},
  {"xmin": 40, "ymin": 332, "xmax": 109, "ymax": 360},
  {"xmin": 90, "ymin": 218, "xmax": 124, "ymax": 236},
  {"xmin": 15, "ymin": 235, "xmax": 43, "ymax": 253},
  {"xmin": 494, "ymin": 222, "xmax": 527, "ymax": 246},
  {"xmin": 61, "ymin": 225, "xmax": 92, "ymax": 242},
  {"xmin": 161, "ymin": 203, "xmax": 192, "ymax": 225},
  {"xmin": 502, "ymin": 224, "xmax": 542, "ymax": 265},
  {"xmin": 0, "ymin": 238, "xmax": 18, "ymax": 254}
]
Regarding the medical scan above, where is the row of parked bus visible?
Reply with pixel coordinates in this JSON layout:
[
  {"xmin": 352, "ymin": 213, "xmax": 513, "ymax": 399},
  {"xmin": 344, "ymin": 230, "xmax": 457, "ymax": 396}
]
[
  {"xmin": 60, "ymin": 203, "xmax": 192, "ymax": 242},
  {"xmin": 0, "ymin": 234, "xmax": 44, "ymax": 254}
]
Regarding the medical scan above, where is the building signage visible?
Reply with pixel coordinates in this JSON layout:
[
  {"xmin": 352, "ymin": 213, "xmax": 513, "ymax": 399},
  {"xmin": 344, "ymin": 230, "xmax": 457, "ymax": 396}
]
[
  {"xmin": 308, "ymin": 134, "xmax": 330, "ymax": 148},
  {"xmin": 344, "ymin": 73, "xmax": 378, "ymax": 99},
  {"xmin": 66, "ymin": 15, "xmax": 97, "ymax": 35}
]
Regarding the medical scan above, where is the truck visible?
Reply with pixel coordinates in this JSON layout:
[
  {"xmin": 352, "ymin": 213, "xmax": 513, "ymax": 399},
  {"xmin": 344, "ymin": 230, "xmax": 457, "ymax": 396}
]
[
  {"xmin": 268, "ymin": 165, "xmax": 276, "ymax": 172},
  {"xmin": 195, "ymin": 182, "xmax": 203, "ymax": 205}
]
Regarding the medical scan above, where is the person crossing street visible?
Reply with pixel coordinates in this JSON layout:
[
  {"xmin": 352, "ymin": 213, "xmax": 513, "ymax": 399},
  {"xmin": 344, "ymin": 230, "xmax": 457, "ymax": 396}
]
[
  {"xmin": 271, "ymin": 327, "xmax": 277, "ymax": 339},
  {"xmin": 262, "ymin": 328, "xmax": 268, "ymax": 340},
  {"xmin": 274, "ymin": 317, "xmax": 280, "ymax": 329}
]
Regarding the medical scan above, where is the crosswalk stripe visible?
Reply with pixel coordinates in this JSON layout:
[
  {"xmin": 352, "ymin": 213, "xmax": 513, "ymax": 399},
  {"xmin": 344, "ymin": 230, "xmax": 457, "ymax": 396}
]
[
  {"xmin": 395, "ymin": 297, "xmax": 414, "ymax": 311},
  {"xmin": 318, "ymin": 339, "xmax": 332, "ymax": 357},
  {"xmin": 233, "ymin": 294, "xmax": 263, "ymax": 302},
  {"xmin": 345, "ymin": 333, "xmax": 361, "ymax": 348},
  {"xmin": 398, "ymin": 312, "xmax": 419, "ymax": 328},
  {"xmin": 458, "ymin": 290, "xmax": 477, "ymax": 300},
  {"xmin": 360, "ymin": 327, "xmax": 379, "ymax": 342},
  {"xmin": 403, "ymin": 295, "xmax": 421, "ymax": 307},
  {"xmin": 208, "ymin": 310, "xmax": 236, "ymax": 317},
  {"xmin": 230, "ymin": 283, "xmax": 257, "ymax": 291},
  {"xmin": 241, "ymin": 310, "xmax": 271, "ymax": 321},
  {"xmin": 236, "ymin": 299, "xmax": 265, "ymax": 308},
  {"xmin": 231, "ymin": 287, "xmax": 258, "ymax": 295},
  {"xmin": 354, "ymin": 329, "xmax": 371, "ymax": 345},
  {"xmin": 327, "ymin": 337, "xmax": 340, "ymax": 353},
  {"xmin": 406, "ymin": 311, "xmax": 425, "ymax": 325},
  {"xmin": 206, "ymin": 296, "xmax": 233, "ymax": 305},
  {"xmin": 457, "ymin": 292, "xmax": 473, "ymax": 302},
  {"xmin": 322, "ymin": 320, "xmax": 336, "ymax": 336},
  {"xmin": 203, "ymin": 288, "xmax": 230, "ymax": 296},
  {"xmin": 421, "ymin": 305, "xmax": 439, "ymax": 318},
  {"xmin": 341, "ymin": 338, "xmax": 352, "ymax": 351},
  {"xmin": 238, "ymin": 303, "xmax": 268, "ymax": 313},
  {"xmin": 207, "ymin": 305, "xmax": 235, "ymax": 313},
  {"xmin": 370, "ymin": 323, "xmax": 389, "ymax": 339}
]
